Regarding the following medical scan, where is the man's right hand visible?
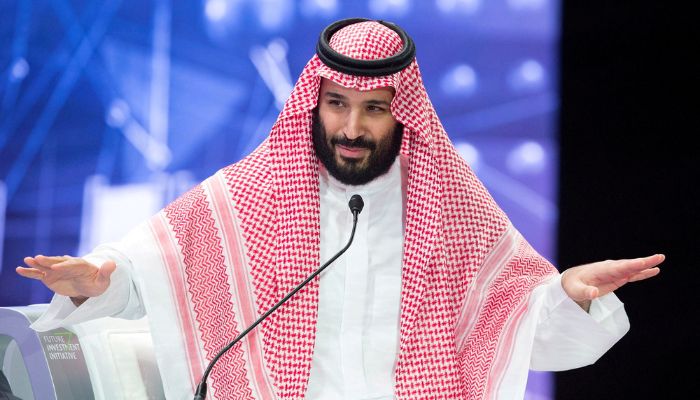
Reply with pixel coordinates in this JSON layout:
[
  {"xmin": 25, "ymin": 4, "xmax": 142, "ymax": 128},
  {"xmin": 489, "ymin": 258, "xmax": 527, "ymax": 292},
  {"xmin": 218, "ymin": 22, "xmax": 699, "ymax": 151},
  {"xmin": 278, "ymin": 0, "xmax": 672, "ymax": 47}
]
[{"xmin": 15, "ymin": 255, "xmax": 116, "ymax": 302}]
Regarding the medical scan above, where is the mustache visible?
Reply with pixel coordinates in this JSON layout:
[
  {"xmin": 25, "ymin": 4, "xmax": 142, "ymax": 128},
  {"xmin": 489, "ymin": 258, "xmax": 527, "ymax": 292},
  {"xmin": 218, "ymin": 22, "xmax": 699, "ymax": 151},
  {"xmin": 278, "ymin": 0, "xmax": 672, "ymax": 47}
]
[{"xmin": 330, "ymin": 135, "xmax": 377, "ymax": 150}]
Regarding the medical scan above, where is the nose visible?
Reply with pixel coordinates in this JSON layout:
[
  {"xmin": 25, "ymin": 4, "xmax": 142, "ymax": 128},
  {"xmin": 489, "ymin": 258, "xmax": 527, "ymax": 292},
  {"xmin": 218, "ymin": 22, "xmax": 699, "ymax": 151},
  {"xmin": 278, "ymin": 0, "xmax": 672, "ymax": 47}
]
[{"xmin": 344, "ymin": 110, "xmax": 364, "ymax": 140}]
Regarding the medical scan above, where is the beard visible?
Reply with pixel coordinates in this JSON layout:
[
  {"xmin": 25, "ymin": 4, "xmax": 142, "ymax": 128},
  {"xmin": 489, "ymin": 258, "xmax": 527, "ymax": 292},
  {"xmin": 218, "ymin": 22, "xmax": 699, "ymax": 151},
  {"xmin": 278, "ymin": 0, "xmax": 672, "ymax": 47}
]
[{"xmin": 312, "ymin": 108, "xmax": 404, "ymax": 186}]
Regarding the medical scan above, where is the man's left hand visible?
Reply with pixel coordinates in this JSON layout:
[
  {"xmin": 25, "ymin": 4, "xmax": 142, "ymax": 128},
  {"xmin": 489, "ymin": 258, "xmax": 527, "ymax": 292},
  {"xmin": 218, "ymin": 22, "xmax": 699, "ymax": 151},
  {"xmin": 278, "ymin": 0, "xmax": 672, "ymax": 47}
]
[{"xmin": 561, "ymin": 254, "xmax": 664, "ymax": 311}]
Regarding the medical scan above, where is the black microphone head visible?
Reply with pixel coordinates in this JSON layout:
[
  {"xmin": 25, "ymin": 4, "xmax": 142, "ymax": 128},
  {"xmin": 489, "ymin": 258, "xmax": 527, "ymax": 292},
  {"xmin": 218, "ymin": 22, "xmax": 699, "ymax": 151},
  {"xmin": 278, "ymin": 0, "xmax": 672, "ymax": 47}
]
[{"xmin": 348, "ymin": 194, "xmax": 364, "ymax": 215}]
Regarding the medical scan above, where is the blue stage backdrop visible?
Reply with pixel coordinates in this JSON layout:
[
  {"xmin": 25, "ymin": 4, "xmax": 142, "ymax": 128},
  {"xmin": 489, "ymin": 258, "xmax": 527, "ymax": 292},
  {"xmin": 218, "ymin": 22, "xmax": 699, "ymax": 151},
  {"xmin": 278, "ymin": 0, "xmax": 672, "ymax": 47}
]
[{"xmin": 0, "ymin": 0, "xmax": 559, "ymax": 397}]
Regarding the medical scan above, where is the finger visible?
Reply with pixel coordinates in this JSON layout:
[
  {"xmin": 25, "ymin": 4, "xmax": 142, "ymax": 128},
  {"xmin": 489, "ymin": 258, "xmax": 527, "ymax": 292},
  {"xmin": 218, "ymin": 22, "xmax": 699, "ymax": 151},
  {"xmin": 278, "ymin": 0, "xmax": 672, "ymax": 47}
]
[
  {"xmin": 636, "ymin": 253, "xmax": 665, "ymax": 268},
  {"xmin": 640, "ymin": 253, "xmax": 664, "ymax": 268},
  {"xmin": 627, "ymin": 267, "xmax": 661, "ymax": 283},
  {"xmin": 613, "ymin": 254, "xmax": 665, "ymax": 275},
  {"xmin": 33, "ymin": 255, "xmax": 72, "ymax": 268},
  {"xmin": 50, "ymin": 257, "xmax": 87, "ymax": 268},
  {"xmin": 15, "ymin": 267, "xmax": 46, "ymax": 280},
  {"xmin": 49, "ymin": 258, "xmax": 99, "ymax": 275},
  {"xmin": 23, "ymin": 257, "xmax": 54, "ymax": 272}
]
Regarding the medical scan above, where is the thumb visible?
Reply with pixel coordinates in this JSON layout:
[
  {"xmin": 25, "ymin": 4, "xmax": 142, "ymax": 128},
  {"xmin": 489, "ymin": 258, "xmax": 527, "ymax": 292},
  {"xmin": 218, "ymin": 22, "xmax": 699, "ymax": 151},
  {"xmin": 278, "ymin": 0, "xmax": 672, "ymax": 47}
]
[
  {"xmin": 563, "ymin": 275, "xmax": 599, "ymax": 301},
  {"xmin": 583, "ymin": 285, "xmax": 599, "ymax": 300},
  {"xmin": 96, "ymin": 260, "xmax": 117, "ymax": 284}
]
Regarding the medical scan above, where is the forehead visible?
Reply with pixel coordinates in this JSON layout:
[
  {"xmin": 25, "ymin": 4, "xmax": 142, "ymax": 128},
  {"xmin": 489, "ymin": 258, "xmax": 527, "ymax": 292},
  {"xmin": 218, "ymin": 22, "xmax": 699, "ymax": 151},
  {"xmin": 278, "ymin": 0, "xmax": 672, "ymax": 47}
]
[{"xmin": 319, "ymin": 78, "xmax": 395, "ymax": 102}]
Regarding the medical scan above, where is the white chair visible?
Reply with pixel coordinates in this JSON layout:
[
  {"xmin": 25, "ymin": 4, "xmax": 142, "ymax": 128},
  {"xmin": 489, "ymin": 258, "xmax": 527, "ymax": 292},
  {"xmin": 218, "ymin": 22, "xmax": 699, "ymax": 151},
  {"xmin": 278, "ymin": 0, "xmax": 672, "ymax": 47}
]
[{"xmin": 0, "ymin": 305, "xmax": 164, "ymax": 400}]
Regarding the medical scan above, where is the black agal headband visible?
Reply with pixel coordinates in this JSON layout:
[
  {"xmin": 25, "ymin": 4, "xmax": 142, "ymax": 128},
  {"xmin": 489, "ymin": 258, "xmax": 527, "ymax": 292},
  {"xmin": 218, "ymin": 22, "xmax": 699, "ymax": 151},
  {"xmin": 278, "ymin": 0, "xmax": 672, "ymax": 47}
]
[{"xmin": 316, "ymin": 18, "xmax": 416, "ymax": 77}]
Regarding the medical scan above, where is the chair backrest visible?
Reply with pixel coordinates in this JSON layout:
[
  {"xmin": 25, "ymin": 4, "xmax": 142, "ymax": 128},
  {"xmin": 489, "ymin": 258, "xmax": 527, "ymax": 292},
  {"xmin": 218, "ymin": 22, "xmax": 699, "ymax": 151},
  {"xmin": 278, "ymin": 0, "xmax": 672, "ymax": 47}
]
[{"xmin": 0, "ymin": 305, "xmax": 165, "ymax": 400}]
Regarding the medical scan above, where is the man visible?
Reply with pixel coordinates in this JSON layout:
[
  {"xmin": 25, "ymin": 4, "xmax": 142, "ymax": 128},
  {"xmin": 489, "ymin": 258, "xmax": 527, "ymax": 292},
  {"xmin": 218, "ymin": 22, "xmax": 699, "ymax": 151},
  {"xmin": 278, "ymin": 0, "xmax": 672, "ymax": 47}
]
[{"xmin": 16, "ymin": 18, "xmax": 662, "ymax": 399}]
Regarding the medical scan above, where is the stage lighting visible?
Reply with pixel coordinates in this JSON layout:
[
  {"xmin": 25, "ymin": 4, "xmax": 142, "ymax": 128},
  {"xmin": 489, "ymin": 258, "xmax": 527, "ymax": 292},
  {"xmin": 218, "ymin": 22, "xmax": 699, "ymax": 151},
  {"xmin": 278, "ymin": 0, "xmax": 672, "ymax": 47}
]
[
  {"xmin": 368, "ymin": 0, "xmax": 411, "ymax": 18},
  {"xmin": 508, "ymin": 59, "xmax": 546, "ymax": 92},
  {"xmin": 455, "ymin": 141, "xmax": 481, "ymax": 171},
  {"xmin": 436, "ymin": 0, "xmax": 481, "ymax": 15},
  {"xmin": 441, "ymin": 64, "xmax": 478, "ymax": 97},
  {"xmin": 507, "ymin": 141, "xmax": 546, "ymax": 175},
  {"xmin": 10, "ymin": 58, "xmax": 29, "ymax": 81},
  {"xmin": 301, "ymin": 0, "xmax": 339, "ymax": 18},
  {"xmin": 253, "ymin": 0, "xmax": 293, "ymax": 31},
  {"xmin": 508, "ymin": 0, "xmax": 547, "ymax": 11},
  {"xmin": 204, "ymin": 0, "xmax": 230, "ymax": 22}
]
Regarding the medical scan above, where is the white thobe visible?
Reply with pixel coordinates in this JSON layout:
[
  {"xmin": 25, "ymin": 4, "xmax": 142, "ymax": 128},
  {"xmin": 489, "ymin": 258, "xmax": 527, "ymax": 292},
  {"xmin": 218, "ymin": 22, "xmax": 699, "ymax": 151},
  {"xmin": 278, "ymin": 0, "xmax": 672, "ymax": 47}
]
[
  {"xmin": 31, "ymin": 158, "xmax": 629, "ymax": 400},
  {"xmin": 306, "ymin": 160, "xmax": 405, "ymax": 399}
]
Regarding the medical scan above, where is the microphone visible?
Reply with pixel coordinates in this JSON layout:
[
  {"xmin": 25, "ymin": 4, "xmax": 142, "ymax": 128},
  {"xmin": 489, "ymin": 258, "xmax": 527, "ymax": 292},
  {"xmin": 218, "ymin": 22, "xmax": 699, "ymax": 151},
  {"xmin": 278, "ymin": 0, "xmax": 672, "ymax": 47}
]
[
  {"xmin": 193, "ymin": 194, "xmax": 365, "ymax": 400},
  {"xmin": 348, "ymin": 194, "xmax": 364, "ymax": 214}
]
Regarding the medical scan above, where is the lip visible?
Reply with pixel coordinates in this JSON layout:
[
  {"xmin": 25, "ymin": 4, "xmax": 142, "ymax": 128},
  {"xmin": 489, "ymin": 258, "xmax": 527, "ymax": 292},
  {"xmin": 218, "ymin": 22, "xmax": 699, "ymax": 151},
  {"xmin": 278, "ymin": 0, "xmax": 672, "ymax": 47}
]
[{"xmin": 336, "ymin": 144, "xmax": 368, "ymax": 159}]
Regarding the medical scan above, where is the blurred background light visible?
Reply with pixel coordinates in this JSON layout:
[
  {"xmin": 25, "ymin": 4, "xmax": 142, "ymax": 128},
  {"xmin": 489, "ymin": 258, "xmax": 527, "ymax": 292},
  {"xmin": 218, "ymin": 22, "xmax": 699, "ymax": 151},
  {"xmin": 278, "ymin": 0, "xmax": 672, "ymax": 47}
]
[
  {"xmin": 454, "ymin": 141, "xmax": 481, "ymax": 171},
  {"xmin": 253, "ymin": 0, "xmax": 294, "ymax": 31},
  {"xmin": 435, "ymin": 0, "xmax": 481, "ymax": 15},
  {"xmin": 250, "ymin": 39, "xmax": 293, "ymax": 110},
  {"xmin": 507, "ymin": 0, "xmax": 547, "ymax": 11},
  {"xmin": 507, "ymin": 140, "xmax": 547, "ymax": 174},
  {"xmin": 10, "ymin": 58, "xmax": 30, "ymax": 81},
  {"xmin": 106, "ymin": 99, "xmax": 130, "ymax": 128},
  {"xmin": 205, "ymin": 0, "xmax": 230, "ymax": 22},
  {"xmin": 368, "ymin": 0, "xmax": 412, "ymax": 18},
  {"xmin": 508, "ymin": 59, "xmax": 546, "ymax": 92},
  {"xmin": 300, "ymin": 0, "xmax": 339, "ymax": 18},
  {"xmin": 202, "ymin": 0, "xmax": 242, "ymax": 41},
  {"xmin": 441, "ymin": 64, "xmax": 478, "ymax": 98}
]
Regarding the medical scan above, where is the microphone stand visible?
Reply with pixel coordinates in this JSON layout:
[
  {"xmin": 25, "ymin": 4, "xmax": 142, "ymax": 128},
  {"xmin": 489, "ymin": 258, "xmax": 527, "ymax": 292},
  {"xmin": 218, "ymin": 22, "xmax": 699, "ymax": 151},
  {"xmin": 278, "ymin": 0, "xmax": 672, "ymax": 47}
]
[{"xmin": 193, "ymin": 195, "xmax": 364, "ymax": 400}]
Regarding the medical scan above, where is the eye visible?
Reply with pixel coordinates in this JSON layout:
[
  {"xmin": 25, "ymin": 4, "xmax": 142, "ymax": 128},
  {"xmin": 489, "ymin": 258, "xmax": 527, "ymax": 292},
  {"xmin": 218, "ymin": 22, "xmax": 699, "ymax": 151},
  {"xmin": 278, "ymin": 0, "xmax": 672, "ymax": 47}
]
[
  {"xmin": 327, "ymin": 99, "xmax": 344, "ymax": 108},
  {"xmin": 367, "ymin": 105, "xmax": 387, "ymax": 113}
]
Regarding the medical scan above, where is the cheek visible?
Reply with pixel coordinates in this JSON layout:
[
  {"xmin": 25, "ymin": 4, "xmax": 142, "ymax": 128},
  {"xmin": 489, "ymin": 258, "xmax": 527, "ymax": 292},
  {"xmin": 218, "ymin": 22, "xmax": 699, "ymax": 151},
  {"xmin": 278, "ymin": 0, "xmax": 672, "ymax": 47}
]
[
  {"xmin": 318, "ymin": 108, "xmax": 344, "ymax": 135},
  {"xmin": 374, "ymin": 119, "xmax": 399, "ymax": 143}
]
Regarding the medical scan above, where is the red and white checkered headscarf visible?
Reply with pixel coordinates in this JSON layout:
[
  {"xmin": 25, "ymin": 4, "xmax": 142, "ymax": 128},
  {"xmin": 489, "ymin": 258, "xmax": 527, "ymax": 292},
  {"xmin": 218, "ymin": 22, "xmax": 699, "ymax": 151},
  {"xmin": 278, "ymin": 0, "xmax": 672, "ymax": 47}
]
[{"xmin": 158, "ymin": 20, "xmax": 557, "ymax": 399}]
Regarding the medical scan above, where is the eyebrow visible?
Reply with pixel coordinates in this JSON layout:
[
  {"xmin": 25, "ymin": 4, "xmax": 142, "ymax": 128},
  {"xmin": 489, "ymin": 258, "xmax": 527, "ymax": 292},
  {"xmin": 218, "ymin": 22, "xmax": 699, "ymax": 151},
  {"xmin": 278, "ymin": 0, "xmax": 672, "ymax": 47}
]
[{"xmin": 323, "ymin": 91, "xmax": 392, "ymax": 107}]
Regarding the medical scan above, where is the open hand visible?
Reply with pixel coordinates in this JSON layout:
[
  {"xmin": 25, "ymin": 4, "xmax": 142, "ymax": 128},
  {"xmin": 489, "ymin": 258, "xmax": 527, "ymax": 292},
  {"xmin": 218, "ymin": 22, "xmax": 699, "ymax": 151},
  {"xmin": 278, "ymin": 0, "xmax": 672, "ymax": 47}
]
[
  {"xmin": 16, "ymin": 255, "xmax": 116, "ymax": 300},
  {"xmin": 561, "ymin": 254, "xmax": 664, "ymax": 310}
]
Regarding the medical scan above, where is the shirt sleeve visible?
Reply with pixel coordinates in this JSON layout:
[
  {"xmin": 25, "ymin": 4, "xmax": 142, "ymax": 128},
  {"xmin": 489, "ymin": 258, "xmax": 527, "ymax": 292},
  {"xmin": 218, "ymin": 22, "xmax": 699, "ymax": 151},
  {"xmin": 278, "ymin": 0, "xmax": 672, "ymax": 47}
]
[
  {"xmin": 29, "ymin": 243, "xmax": 146, "ymax": 332},
  {"xmin": 529, "ymin": 273, "xmax": 630, "ymax": 371},
  {"xmin": 496, "ymin": 274, "xmax": 629, "ymax": 398}
]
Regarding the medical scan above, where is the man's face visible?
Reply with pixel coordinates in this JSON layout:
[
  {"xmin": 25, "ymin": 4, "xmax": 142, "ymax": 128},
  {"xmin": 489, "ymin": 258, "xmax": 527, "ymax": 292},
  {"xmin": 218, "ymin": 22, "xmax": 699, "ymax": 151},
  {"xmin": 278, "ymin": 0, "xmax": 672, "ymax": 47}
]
[{"xmin": 313, "ymin": 78, "xmax": 403, "ymax": 186}]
